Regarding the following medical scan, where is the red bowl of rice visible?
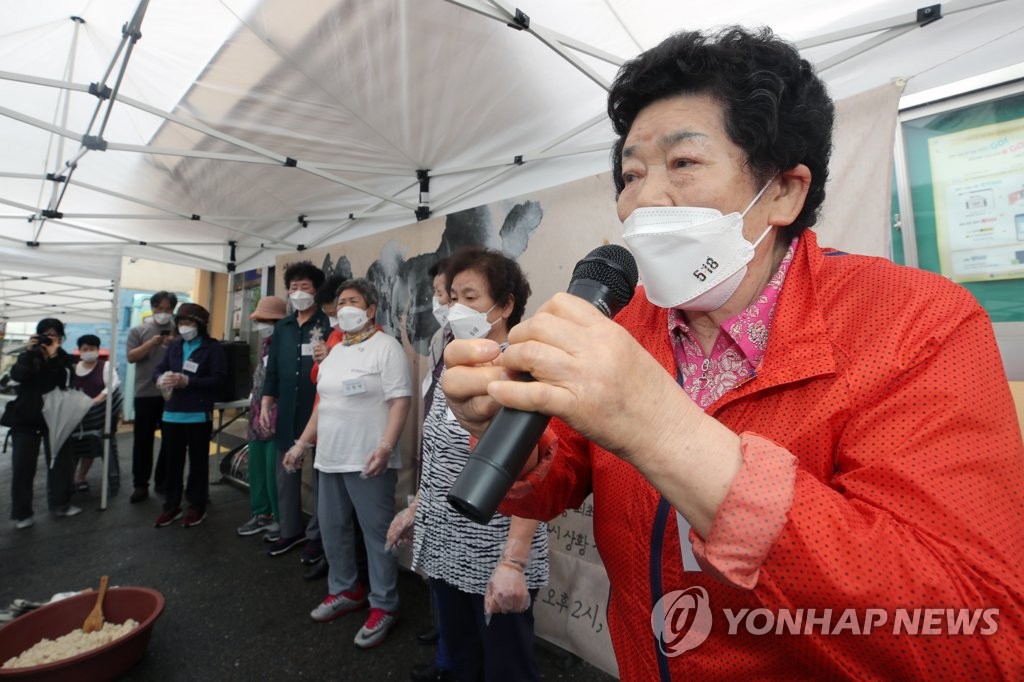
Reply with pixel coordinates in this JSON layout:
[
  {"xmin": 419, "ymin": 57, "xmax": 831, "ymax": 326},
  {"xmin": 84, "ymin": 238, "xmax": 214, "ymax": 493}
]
[{"xmin": 0, "ymin": 587, "xmax": 164, "ymax": 681}]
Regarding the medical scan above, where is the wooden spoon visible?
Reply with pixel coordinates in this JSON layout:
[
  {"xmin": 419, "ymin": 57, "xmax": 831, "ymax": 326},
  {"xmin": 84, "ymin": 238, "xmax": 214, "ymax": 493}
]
[{"xmin": 82, "ymin": 575, "xmax": 109, "ymax": 633}]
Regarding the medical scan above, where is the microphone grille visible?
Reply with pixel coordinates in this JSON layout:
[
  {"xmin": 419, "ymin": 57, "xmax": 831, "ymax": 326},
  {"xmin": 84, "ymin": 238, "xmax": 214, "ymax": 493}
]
[{"xmin": 570, "ymin": 244, "xmax": 638, "ymax": 309}]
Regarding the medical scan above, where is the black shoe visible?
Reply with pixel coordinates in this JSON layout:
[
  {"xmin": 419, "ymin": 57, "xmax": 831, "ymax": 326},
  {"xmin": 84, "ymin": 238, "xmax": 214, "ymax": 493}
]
[
  {"xmin": 299, "ymin": 539, "xmax": 324, "ymax": 565},
  {"xmin": 130, "ymin": 487, "xmax": 149, "ymax": 504},
  {"xmin": 409, "ymin": 663, "xmax": 456, "ymax": 682},
  {"xmin": 266, "ymin": 534, "xmax": 306, "ymax": 557},
  {"xmin": 302, "ymin": 558, "xmax": 329, "ymax": 581},
  {"xmin": 416, "ymin": 627, "xmax": 440, "ymax": 645}
]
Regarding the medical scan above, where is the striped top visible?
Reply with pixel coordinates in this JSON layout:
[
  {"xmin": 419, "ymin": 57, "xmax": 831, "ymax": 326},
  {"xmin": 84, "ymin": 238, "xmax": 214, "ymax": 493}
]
[{"xmin": 412, "ymin": 366, "xmax": 549, "ymax": 594}]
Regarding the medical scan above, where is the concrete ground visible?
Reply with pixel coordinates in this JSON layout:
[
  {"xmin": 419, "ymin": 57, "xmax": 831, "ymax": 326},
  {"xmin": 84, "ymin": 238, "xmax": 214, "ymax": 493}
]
[{"xmin": 1, "ymin": 424, "xmax": 616, "ymax": 681}]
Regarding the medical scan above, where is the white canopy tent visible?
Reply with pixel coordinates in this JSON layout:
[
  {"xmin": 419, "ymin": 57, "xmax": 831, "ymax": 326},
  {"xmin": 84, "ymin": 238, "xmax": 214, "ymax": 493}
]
[{"xmin": 1, "ymin": 0, "xmax": 1023, "ymax": 309}]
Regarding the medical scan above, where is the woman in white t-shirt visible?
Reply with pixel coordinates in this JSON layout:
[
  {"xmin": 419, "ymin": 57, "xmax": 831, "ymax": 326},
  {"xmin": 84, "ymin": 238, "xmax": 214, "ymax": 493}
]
[{"xmin": 284, "ymin": 277, "xmax": 412, "ymax": 650}]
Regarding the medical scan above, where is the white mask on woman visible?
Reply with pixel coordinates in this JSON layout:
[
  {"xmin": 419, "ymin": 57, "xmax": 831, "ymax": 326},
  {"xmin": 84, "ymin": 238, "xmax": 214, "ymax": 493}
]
[
  {"xmin": 254, "ymin": 322, "xmax": 274, "ymax": 338},
  {"xmin": 80, "ymin": 351, "xmax": 99, "ymax": 363},
  {"xmin": 289, "ymin": 290, "xmax": 315, "ymax": 312},
  {"xmin": 178, "ymin": 325, "xmax": 199, "ymax": 341},
  {"xmin": 337, "ymin": 306, "xmax": 369, "ymax": 333},
  {"xmin": 622, "ymin": 180, "xmax": 774, "ymax": 311},
  {"xmin": 447, "ymin": 303, "xmax": 496, "ymax": 340},
  {"xmin": 432, "ymin": 296, "xmax": 449, "ymax": 327}
]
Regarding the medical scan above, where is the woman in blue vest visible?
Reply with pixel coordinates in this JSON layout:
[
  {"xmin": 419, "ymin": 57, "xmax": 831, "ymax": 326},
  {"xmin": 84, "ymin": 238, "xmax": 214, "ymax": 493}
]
[{"xmin": 153, "ymin": 303, "xmax": 226, "ymax": 528}]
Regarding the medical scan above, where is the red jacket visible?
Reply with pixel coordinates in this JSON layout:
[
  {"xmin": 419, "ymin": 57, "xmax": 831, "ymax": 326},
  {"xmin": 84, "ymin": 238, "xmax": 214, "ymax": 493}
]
[{"xmin": 503, "ymin": 231, "xmax": 1024, "ymax": 680}]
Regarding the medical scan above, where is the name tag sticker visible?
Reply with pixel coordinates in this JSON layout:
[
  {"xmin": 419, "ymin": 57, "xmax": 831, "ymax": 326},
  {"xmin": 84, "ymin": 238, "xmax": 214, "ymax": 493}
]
[
  {"xmin": 342, "ymin": 378, "xmax": 367, "ymax": 396},
  {"xmin": 301, "ymin": 343, "xmax": 313, "ymax": 356},
  {"xmin": 182, "ymin": 360, "xmax": 199, "ymax": 374}
]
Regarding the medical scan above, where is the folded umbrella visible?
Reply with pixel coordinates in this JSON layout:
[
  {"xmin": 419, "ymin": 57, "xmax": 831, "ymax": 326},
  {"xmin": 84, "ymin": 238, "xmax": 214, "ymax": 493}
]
[{"xmin": 41, "ymin": 388, "xmax": 94, "ymax": 468}]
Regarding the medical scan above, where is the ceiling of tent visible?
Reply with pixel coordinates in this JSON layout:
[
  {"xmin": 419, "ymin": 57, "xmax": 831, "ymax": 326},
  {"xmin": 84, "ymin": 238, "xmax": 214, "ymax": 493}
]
[{"xmin": 1, "ymin": 0, "xmax": 1023, "ymax": 294}]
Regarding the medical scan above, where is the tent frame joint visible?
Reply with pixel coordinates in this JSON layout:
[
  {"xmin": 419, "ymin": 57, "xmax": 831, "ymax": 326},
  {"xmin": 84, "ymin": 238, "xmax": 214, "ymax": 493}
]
[
  {"xmin": 82, "ymin": 135, "xmax": 108, "ymax": 151},
  {"xmin": 508, "ymin": 8, "xmax": 530, "ymax": 31},
  {"xmin": 916, "ymin": 4, "xmax": 943, "ymax": 26},
  {"xmin": 88, "ymin": 82, "xmax": 112, "ymax": 101},
  {"xmin": 416, "ymin": 168, "xmax": 431, "ymax": 221}
]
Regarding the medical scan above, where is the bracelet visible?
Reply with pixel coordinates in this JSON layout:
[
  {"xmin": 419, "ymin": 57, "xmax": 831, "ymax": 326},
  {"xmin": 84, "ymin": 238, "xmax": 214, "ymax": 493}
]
[
  {"xmin": 295, "ymin": 440, "xmax": 314, "ymax": 450},
  {"xmin": 499, "ymin": 559, "xmax": 525, "ymax": 573}
]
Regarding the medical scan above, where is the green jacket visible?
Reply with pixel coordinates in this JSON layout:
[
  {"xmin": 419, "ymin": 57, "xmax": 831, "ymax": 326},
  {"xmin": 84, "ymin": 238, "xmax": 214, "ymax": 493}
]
[{"xmin": 261, "ymin": 309, "xmax": 331, "ymax": 450}]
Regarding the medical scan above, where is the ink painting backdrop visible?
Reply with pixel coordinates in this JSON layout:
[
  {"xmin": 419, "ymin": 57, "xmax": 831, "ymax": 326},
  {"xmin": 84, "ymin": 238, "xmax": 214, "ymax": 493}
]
[{"xmin": 276, "ymin": 170, "xmax": 623, "ymax": 675}]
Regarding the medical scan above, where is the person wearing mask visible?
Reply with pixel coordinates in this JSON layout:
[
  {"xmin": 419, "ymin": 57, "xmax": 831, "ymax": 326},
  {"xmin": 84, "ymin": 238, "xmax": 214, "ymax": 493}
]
[
  {"xmin": 441, "ymin": 27, "xmax": 1024, "ymax": 679},
  {"xmin": 408, "ymin": 257, "xmax": 457, "ymax": 681},
  {"xmin": 285, "ymin": 278, "xmax": 411, "ymax": 649},
  {"xmin": 153, "ymin": 303, "xmax": 226, "ymax": 528},
  {"xmin": 237, "ymin": 295, "xmax": 287, "ymax": 538},
  {"xmin": 299, "ymin": 273, "xmax": 349, "ymax": 581},
  {"xmin": 389, "ymin": 247, "xmax": 548, "ymax": 681},
  {"xmin": 7, "ymin": 318, "xmax": 82, "ymax": 527},
  {"xmin": 126, "ymin": 291, "xmax": 177, "ymax": 503},
  {"xmin": 69, "ymin": 334, "xmax": 122, "ymax": 495},
  {"xmin": 260, "ymin": 261, "xmax": 331, "ymax": 559}
]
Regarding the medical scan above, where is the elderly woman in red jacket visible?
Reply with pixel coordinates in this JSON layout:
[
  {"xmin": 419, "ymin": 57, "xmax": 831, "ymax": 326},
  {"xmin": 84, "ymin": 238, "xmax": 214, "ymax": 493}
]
[{"xmin": 441, "ymin": 27, "xmax": 1024, "ymax": 681}]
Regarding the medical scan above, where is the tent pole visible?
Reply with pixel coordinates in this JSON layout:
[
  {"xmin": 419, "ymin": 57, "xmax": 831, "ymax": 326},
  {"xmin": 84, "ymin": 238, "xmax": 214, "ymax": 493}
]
[{"xmin": 99, "ymin": 259, "xmax": 123, "ymax": 511}]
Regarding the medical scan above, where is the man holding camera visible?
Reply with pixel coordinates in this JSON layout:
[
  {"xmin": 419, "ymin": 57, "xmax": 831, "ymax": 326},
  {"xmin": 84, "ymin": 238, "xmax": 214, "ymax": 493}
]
[
  {"xmin": 126, "ymin": 291, "xmax": 177, "ymax": 503},
  {"xmin": 7, "ymin": 318, "xmax": 80, "ymax": 528}
]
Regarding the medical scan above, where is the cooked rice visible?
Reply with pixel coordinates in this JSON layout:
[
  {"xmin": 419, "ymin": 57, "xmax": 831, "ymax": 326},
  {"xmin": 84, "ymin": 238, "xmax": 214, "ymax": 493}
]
[{"xmin": 2, "ymin": 619, "xmax": 139, "ymax": 669}]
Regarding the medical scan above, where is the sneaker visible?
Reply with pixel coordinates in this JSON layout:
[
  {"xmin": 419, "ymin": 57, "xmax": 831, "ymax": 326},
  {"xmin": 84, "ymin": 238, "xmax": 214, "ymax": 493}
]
[
  {"xmin": 266, "ymin": 534, "xmax": 306, "ymax": 557},
  {"xmin": 54, "ymin": 505, "xmax": 82, "ymax": 518},
  {"xmin": 263, "ymin": 524, "xmax": 281, "ymax": 543},
  {"xmin": 14, "ymin": 517, "xmax": 34, "ymax": 530},
  {"xmin": 310, "ymin": 586, "xmax": 368, "ymax": 622},
  {"xmin": 237, "ymin": 514, "xmax": 274, "ymax": 536},
  {"xmin": 300, "ymin": 539, "xmax": 324, "ymax": 565},
  {"xmin": 154, "ymin": 508, "xmax": 183, "ymax": 528},
  {"xmin": 129, "ymin": 487, "xmax": 149, "ymax": 504},
  {"xmin": 354, "ymin": 608, "xmax": 398, "ymax": 649},
  {"xmin": 182, "ymin": 509, "xmax": 207, "ymax": 528},
  {"xmin": 302, "ymin": 558, "xmax": 329, "ymax": 581}
]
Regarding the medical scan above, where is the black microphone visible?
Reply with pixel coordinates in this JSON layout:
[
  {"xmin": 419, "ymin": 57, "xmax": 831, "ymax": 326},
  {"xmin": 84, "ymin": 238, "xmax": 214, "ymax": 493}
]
[{"xmin": 447, "ymin": 245, "xmax": 638, "ymax": 524}]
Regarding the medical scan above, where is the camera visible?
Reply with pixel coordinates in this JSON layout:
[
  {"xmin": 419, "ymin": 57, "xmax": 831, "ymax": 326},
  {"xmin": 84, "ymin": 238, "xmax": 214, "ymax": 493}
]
[{"xmin": 38, "ymin": 335, "xmax": 55, "ymax": 347}]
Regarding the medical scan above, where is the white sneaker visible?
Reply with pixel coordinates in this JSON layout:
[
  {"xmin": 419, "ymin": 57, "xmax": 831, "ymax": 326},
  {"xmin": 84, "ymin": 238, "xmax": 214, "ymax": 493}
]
[
  {"xmin": 354, "ymin": 608, "xmax": 398, "ymax": 649},
  {"xmin": 55, "ymin": 505, "xmax": 82, "ymax": 518},
  {"xmin": 14, "ymin": 517, "xmax": 34, "ymax": 529},
  {"xmin": 310, "ymin": 588, "xmax": 368, "ymax": 622}
]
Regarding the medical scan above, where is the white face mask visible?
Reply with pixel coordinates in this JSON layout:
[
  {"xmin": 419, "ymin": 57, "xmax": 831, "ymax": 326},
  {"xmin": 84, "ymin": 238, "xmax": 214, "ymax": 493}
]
[
  {"xmin": 328, "ymin": 316, "xmax": 339, "ymax": 329},
  {"xmin": 80, "ymin": 351, "xmax": 99, "ymax": 363},
  {"xmin": 289, "ymin": 290, "xmax": 315, "ymax": 312},
  {"xmin": 447, "ymin": 303, "xmax": 497, "ymax": 340},
  {"xmin": 431, "ymin": 296, "xmax": 449, "ymax": 327},
  {"xmin": 254, "ymin": 322, "xmax": 274, "ymax": 338},
  {"xmin": 178, "ymin": 325, "xmax": 199, "ymax": 341},
  {"xmin": 152, "ymin": 312, "xmax": 172, "ymax": 325},
  {"xmin": 622, "ymin": 180, "xmax": 774, "ymax": 311},
  {"xmin": 337, "ymin": 306, "xmax": 369, "ymax": 333}
]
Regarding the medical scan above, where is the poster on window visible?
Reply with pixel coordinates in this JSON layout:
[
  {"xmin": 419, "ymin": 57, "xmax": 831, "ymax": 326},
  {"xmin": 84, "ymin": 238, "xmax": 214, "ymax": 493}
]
[{"xmin": 929, "ymin": 118, "xmax": 1024, "ymax": 282}]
